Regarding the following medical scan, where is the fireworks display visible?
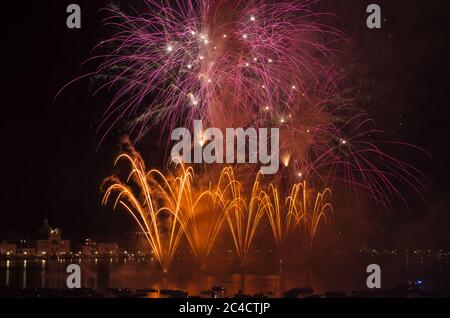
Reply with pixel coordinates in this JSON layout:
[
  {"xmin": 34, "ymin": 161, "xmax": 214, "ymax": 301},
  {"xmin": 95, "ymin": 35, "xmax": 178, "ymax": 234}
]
[
  {"xmin": 95, "ymin": 0, "xmax": 344, "ymax": 136},
  {"xmin": 95, "ymin": 0, "xmax": 426, "ymax": 272},
  {"xmin": 2, "ymin": 0, "xmax": 449, "ymax": 302},
  {"xmin": 102, "ymin": 153, "xmax": 332, "ymax": 271}
]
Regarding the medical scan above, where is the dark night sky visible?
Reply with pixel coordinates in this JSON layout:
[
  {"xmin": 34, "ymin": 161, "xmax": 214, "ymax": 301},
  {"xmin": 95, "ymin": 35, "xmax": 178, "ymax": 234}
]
[{"xmin": 0, "ymin": 1, "xmax": 449, "ymax": 246}]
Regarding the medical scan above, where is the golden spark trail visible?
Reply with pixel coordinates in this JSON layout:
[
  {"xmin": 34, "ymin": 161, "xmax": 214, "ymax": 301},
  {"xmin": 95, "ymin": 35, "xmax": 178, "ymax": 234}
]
[
  {"xmin": 102, "ymin": 155, "xmax": 333, "ymax": 272},
  {"xmin": 288, "ymin": 182, "xmax": 333, "ymax": 252}
]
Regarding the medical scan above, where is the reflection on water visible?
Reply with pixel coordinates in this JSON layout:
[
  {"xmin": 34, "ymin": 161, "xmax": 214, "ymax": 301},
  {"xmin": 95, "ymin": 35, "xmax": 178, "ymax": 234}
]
[
  {"xmin": 0, "ymin": 253, "xmax": 449, "ymax": 296},
  {"xmin": 0, "ymin": 258, "xmax": 315, "ymax": 296},
  {"xmin": 5, "ymin": 260, "xmax": 10, "ymax": 287},
  {"xmin": 22, "ymin": 260, "xmax": 26, "ymax": 290}
]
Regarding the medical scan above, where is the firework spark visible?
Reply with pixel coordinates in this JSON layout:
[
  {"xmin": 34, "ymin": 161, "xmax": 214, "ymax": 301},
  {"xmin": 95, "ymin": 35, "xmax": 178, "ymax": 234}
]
[
  {"xmin": 94, "ymin": 0, "xmax": 345, "ymax": 139},
  {"xmin": 102, "ymin": 153, "xmax": 332, "ymax": 271},
  {"xmin": 264, "ymin": 181, "xmax": 332, "ymax": 259},
  {"xmin": 91, "ymin": 1, "xmax": 428, "ymax": 271},
  {"xmin": 90, "ymin": 0, "xmax": 425, "ymax": 210}
]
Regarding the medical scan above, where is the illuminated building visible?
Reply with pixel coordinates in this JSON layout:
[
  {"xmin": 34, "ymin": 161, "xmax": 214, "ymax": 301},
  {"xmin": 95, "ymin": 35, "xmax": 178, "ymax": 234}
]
[
  {"xmin": 36, "ymin": 227, "xmax": 71, "ymax": 256},
  {"xmin": 0, "ymin": 242, "xmax": 16, "ymax": 256}
]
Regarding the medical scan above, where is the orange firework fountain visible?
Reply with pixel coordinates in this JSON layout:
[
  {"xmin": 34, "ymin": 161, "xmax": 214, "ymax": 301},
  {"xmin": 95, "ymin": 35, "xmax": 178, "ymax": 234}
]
[
  {"xmin": 102, "ymin": 153, "xmax": 333, "ymax": 272},
  {"xmin": 264, "ymin": 181, "xmax": 333, "ymax": 263},
  {"xmin": 88, "ymin": 0, "xmax": 427, "ymax": 276}
]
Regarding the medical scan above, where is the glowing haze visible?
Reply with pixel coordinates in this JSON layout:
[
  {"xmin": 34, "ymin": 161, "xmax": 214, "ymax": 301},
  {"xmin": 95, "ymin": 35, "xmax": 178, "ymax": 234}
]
[
  {"xmin": 94, "ymin": 0, "xmax": 426, "ymax": 271},
  {"xmin": 95, "ymin": 0, "xmax": 424, "ymax": 207}
]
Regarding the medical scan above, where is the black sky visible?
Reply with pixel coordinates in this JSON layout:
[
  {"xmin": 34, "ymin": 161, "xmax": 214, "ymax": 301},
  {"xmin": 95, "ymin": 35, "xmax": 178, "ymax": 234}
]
[{"xmin": 0, "ymin": 1, "xmax": 449, "ymax": 246}]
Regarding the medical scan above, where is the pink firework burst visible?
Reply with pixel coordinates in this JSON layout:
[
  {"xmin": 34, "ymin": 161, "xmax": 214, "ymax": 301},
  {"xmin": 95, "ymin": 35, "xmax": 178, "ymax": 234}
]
[
  {"xmin": 77, "ymin": 0, "xmax": 427, "ymax": 210},
  {"xmin": 93, "ymin": 0, "xmax": 346, "ymax": 141}
]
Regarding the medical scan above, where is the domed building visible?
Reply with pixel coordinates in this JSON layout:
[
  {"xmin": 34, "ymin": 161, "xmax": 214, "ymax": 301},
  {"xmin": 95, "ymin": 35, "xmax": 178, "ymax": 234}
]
[{"xmin": 36, "ymin": 219, "xmax": 71, "ymax": 257}]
